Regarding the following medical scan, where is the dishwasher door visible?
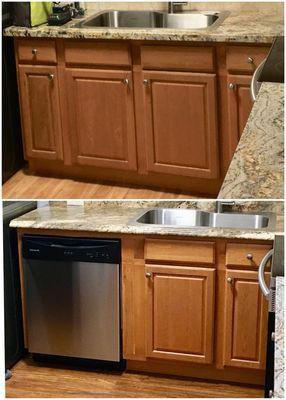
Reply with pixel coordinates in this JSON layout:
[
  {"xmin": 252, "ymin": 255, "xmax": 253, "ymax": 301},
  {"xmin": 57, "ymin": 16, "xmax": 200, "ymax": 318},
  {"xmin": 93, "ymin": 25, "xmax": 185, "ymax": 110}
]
[{"xmin": 24, "ymin": 258, "xmax": 120, "ymax": 362}]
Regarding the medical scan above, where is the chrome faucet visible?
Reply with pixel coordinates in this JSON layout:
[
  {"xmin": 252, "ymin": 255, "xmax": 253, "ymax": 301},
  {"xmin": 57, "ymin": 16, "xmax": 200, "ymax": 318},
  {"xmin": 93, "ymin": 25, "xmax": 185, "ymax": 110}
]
[
  {"xmin": 168, "ymin": 2, "xmax": 188, "ymax": 13},
  {"xmin": 216, "ymin": 201, "xmax": 236, "ymax": 214}
]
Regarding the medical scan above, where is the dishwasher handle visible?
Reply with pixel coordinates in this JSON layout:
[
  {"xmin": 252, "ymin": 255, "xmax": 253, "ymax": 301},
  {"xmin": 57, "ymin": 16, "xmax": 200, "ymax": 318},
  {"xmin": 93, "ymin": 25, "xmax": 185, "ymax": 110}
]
[
  {"xmin": 250, "ymin": 59, "xmax": 266, "ymax": 102},
  {"xmin": 258, "ymin": 249, "xmax": 273, "ymax": 298}
]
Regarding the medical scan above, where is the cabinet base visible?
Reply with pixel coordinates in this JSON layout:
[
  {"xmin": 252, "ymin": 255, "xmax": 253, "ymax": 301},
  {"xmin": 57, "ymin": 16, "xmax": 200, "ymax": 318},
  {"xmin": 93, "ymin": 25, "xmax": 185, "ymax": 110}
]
[
  {"xmin": 27, "ymin": 159, "xmax": 222, "ymax": 197},
  {"xmin": 126, "ymin": 360, "xmax": 265, "ymax": 386}
]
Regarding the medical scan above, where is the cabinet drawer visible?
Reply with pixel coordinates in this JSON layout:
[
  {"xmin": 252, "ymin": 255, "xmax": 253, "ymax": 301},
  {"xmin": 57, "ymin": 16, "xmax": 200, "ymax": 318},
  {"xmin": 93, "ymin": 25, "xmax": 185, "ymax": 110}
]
[
  {"xmin": 17, "ymin": 39, "xmax": 57, "ymax": 64},
  {"xmin": 64, "ymin": 41, "xmax": 131, "ymax": 66},
  {"xmin": 141, "ymin": 45, "xmax": 214, "ymax": 72},
  {"xmin": 145, "ymin": 239, "xmax": 215, "ymax": 265},
  {"xmin": 226, "ymin": 46, "xmax": 270, "ymax": 73},
  {"xmin": 226, "ymin": 243, "xmax": 272, "ymax": 268}
]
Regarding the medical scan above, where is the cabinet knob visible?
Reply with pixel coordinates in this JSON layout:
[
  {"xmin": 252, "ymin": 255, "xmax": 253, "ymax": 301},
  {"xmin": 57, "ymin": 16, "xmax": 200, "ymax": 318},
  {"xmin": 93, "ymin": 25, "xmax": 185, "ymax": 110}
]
[
  {"xmin": 227, "ymin": 277, "xmax": 233, "ymax": 284},
  {"xmin": 145, "ymin": 272, "xmax": 152, "ymax": 279},
  {"xmin": 32, "ymin": 48, "xmax": 37, "ymax": 55},
  {"xmin": 143, "ymin": 79, "xmax": 150, "ymax": 86},
  {"xmin": 246, "ymin": 253, "xmax": 253, "ymax": 260},
  {"xmin": 123, "ymin": 78, "xmax": 129, "ymax": 86},
  {"xmin": 229, "ymin": 83, "xmax": 236, "ymax": 90},
  {"xmin": 47, "ymin": 74, "xmax": 54, "ymax": 81},
  {"xmin": 247, "ymin": 56, "xmax": 254, "ymax": 64}
]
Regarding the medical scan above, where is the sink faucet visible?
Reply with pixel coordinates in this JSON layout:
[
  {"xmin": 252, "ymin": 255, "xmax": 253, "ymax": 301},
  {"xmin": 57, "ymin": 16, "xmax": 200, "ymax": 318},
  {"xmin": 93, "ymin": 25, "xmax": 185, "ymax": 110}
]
[
  {"xmin": 216, "ymin": 201, "xmax": 236, "ymax": 214},
  {"xmin": 168, "ymin": 2, "xmax": 188, "ymax": 13}
]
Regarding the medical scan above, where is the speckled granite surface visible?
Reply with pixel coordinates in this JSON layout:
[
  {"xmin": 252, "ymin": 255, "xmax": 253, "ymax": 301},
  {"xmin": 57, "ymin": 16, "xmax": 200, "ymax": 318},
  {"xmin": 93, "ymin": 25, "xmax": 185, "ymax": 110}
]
[
  {"xmin": 274, "ymin": 277, "xmax": 285, "ymax": 398},
  {"xmin": 219, "ymin": 82, "xmax": 284, "ymax": 199},
  {"xmin": 3, "ymin": 10, "xmax": 283, "ymax": 43},
  {"xmin": 10, "ymin": 205, "xmax": 283, "ymax": 241}
]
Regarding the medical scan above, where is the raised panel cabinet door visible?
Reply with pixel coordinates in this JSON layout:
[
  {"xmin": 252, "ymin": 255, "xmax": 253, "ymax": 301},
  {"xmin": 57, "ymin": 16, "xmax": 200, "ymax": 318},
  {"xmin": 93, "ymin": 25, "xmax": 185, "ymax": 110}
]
[
  {"xmin": 146, "ymin": 265, "xmax": 215, "ymax": 363},
  {"xmin": 142, "ymin": 71, "xmax": 219, "ymax": 179},
  {"xmin": 18, "ymin": 65, "xmax": 63, "ymax": 160},
  {"xmin": 65, "ymin": 69, "xmax": 137, "ymax": 171},
  {"xmin": 223, "ymin": 269, "xmax": 269, "ymax": 369},
  {"xmin": 227, "ymin": 75, "xmax": 253, "ymax": 158}
]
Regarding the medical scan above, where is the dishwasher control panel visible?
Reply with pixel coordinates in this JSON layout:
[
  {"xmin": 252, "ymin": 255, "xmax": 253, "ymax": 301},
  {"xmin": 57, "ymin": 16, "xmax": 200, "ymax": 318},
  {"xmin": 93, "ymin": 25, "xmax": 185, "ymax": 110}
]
[{"xmin": 22, "ymin": 235, "xmax": 121, "ymax": 264}]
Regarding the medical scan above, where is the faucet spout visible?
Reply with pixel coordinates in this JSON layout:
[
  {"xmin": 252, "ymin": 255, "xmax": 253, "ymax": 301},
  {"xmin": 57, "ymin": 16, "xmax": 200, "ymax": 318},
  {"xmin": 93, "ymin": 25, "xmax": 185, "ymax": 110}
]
[
  {"xmin": 216, "ymin": 201, "xmax": 236, "ymax": 214},
  {"xmin": 168, "ymin": 2, "xmax": 188, "ymax": 13}
]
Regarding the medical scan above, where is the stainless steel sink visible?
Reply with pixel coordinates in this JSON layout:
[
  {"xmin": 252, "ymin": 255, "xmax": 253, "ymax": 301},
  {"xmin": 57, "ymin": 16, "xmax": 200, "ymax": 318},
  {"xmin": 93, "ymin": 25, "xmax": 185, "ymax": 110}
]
[
  {"xmin": 209, "ymin": 213, "xmax": 270, "ymax": 229},
  {"xmin": 133, "ymin": 208, "xmax": 275, "ymax": 230},
  {"xmin": 72, "ymin": 10, "xmax": 229, "ymax": 30},
  {"xmin": 136, "ymin": 208, "xmax": 211, "ymax": 227}
]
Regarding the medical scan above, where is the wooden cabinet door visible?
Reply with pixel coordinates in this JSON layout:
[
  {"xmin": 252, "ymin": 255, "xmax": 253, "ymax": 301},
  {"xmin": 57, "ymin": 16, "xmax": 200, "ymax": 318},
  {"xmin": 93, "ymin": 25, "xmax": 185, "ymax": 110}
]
[
  {"xmin": 18, "ymin": 65, "xmax": 63, "ymax": 160},
  {"xmin": 142, "ymin": 71, "xmax": 219, "ymax": 179},
  {"xmin": 65, "ymin": 69, "xmax": 137, "ymax": 171},
  {"xmin": 146, "ymin": 264, "xmax": 215, "ymax": 363},
  {"xmin": 223, "ymin": 269, "xmax": 269, "ymax": 369},
  {"xmin": 227, "ymin": 75, "xmax": 253, "ymax": 158}
]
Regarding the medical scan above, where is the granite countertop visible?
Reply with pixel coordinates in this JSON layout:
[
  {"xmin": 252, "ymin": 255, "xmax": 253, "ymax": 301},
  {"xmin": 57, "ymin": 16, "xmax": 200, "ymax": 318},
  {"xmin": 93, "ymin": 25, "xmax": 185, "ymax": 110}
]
[
  {"xmin": 218, "ymin": 82, "xmax": 284, "ymax": 199},
  {"xmin": 3, "ymin": 10, "xmax": 283, "ymax": 43},
  {"xmin": 274, "ymin": 277, "xmax": 285, "ymax": 398},
  {"xmin": 10, "ymin": 205, "xmax": 283, "ymax": 241}
]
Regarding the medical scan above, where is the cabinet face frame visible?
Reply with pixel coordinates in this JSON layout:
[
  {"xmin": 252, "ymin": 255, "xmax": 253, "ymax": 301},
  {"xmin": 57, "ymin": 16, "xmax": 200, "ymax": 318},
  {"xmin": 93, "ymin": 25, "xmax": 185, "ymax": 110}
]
[
  {"xmin": 65, "ymin": 68, "xmax": 138, "ymax": 171},
  {"xmin": 145, "ymin": 264, "xmax": 215, "ymax": 364},
  {"xmin": 141, "ymin": 70, "xmax": 219, "ymax": 179},
  {"xmin": 223, "ymin": 269, "xmax": 269, "ymax": 369},
  {"xmin": 18, "ymin": 64, "xmax": 63, "ymax": 161}
]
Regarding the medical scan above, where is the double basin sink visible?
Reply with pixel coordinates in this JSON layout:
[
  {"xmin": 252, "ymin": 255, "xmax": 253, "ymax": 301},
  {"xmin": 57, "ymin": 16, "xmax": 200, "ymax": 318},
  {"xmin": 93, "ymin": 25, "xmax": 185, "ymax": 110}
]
[
  {"xmin": 133, "ymin": 208, "xmax": 275, "ymax": 230},
  {"xmin": 72, "ymin": 10, "xmax": 229, "ymax": 30}
]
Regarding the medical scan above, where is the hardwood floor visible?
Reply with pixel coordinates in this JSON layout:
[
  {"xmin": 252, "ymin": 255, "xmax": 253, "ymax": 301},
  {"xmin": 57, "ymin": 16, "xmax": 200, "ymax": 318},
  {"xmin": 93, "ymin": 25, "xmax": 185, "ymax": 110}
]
[
  {"xmin": 3, "ymin": 169, "xmax": 194, "ymax": 199},
  {"xmin": 6, "ymin": 357, "xmax": 263, "ymax": 398}
]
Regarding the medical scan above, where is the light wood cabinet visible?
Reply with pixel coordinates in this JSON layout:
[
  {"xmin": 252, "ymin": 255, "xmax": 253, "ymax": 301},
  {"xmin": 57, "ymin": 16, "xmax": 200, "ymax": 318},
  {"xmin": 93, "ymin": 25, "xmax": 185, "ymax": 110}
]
[
  {"xmin": 223, "ymin": 269, "xmax": 269, "ymax": 369},
  {"xmin": 65, "ymin": 68, "xmax": 137, "ymax": 171},
  {"xmin": 18, "ymin": 65, "xmax": 63, "ymax": 160},
  {"xmin": 14, "ymin": 39, "xmax": 270, "ymax": 194},
  {"xmin": 145, "ymin": 264, "xmax": 215, "ymax": 363},
  {"xmin": 141, "ymin": 71, "xmax": 219, "ymax": 179},
  {"xmin": 226, "ymin": 75, "xmax": 253, "ymax": 157}
]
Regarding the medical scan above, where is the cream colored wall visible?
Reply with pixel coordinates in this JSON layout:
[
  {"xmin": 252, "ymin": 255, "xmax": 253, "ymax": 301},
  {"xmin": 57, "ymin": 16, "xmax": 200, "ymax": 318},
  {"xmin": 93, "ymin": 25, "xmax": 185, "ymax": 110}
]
[{"xmin": 81, "ymin": 1, "xmax": 284, "ymax": 14}]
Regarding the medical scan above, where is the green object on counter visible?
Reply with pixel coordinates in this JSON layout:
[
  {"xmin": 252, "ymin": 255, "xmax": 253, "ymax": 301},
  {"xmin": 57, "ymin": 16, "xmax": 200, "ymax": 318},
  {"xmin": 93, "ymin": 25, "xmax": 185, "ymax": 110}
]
[
  {"xmin": 12, "ymin": 2, "xmax": 53, "ymax": 27},
  {"xmin": 30, "ymin": 2, "xmax": 52, "ymax": 27}
]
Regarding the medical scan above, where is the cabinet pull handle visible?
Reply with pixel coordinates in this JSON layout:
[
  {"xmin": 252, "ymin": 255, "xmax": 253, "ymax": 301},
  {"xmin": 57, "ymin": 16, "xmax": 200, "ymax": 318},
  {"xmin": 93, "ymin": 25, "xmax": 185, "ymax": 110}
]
[
  {"xmin": 229, "ymin": 83, "xmax": 236, "ymax": 90},
  {"xmin": 143, "ymin": 79, "xmax": 150, "ymax": 86},
  {"xmin": 48, "ymin": 74, "xmax": 54, "ymax": 81},
  {"xmin": 145, "ymin": 272, "xmax": 152, "ymax": 278},
  {"xmin": 123, "ymin": 78, "xmax": 129, "ymax": 86},
  {"xmin": 227, "ymin": 277, "xmax": 233, "ymax": 284},
  {"xmin": 247, "ymin": 56, "xmax": 254, "ymax": 64},
  {"xmin": 32, "ymin": 48, "xmax": 37, "ymax": 55},
  {"xmin": 246, "ymin": 253, "xmax": 253, "ymax": 260}
]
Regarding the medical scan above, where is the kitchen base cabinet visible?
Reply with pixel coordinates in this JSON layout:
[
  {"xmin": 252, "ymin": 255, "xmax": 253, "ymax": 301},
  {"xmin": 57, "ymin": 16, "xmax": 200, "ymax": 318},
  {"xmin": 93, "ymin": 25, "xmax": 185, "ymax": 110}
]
[
  {"xmin": 18, "ymin": 65, "xmax": 63, "ymax": 161},
  {"xmin": 141, "ymin": 71, "xmax": 219, "ymax": 179},
  {"xmin": 226, "ymin": 75, "xmax": 253, "ymax": 157},
  {"xmin": 14, "ymin": 38, "xmax": 270, "ymax": 195},
  {"xmin": 122, "ymin": 237, "xmax": 272, "ymax": 385},
  {"xmin": 65, "ymin": 69, "xmax": 137, "ymax": 171},
  {"xmin": 145, "ymin": 264, "xmax": 215, "ymax": 363},
  {"xmin": 223, "ymin": 269, "xmax": 269, "ymax": 370}
]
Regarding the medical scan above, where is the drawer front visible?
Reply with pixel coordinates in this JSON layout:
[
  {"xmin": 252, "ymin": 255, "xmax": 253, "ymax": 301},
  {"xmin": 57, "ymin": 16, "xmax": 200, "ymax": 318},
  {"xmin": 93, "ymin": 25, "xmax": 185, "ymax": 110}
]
[
  {"xmin": 141, "ymin": 45, "xmax": 214, "ymax": 72},
  {"xmin": 226, "ymin": 45, "xmax": 270, "ymax": 73},
  {"xmin": 226, "ymin": 243, "xmax": 272, "ymax": 268},
  {"xmin": 17, "ymin": 39, "xmax": 57, "ymax": 64},
  {"xmin": 145, "ymin": 239, "xmax": 215, "ymax": 265},
  {"xmin": 64, "ymin": 41, "xmax": 131, "ymax": 66}
]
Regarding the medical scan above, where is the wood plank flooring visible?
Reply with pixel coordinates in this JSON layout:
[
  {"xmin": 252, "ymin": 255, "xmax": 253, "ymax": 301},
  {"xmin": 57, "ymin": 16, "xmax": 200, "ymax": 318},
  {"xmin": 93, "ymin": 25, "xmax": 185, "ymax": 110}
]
[
  {"xmin": 6, "ymin": 357, "xmax": 263, "ymax": 398},
  {"xmin": 3, "ymin": 170, "xmax": 194, "ymax": 199}
]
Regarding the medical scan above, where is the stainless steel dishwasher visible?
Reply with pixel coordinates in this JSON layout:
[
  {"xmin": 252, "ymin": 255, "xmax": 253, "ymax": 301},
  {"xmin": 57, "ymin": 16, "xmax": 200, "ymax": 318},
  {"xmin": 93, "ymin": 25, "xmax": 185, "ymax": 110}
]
[{"xmin": 22, "ymin": 235, "xmax": 123, "ymax": 368}]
